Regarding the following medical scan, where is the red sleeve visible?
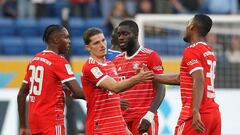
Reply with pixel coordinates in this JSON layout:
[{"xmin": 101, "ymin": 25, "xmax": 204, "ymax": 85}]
[
  {"xmin": 83, "ymin": 63, "xmax": 108, "ymax": 86},
  {"xmin": 147, "ymin": 51, "xmax": 164, "ymax": 74},
  {"xmin": 183, "ymin": 48, "xmax": 203, "ymax": 74},
  {"xmin": 53, "ymin": 58, "xmax": 76, "ymax": 83}
]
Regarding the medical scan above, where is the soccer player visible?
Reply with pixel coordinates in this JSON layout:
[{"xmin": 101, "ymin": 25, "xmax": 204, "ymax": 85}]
[
  {"xmin": 106, "ymin": 27, "xmax": 121, "ymax": 61},
  {"xmin": 155, "ymin": 14, "xmax": 221, "ymax": 135},
  {"xmin": 112, "ymin": 20, "xmax": 166, "ymax": 135},
  {"xmin": 17, "ymin": 24, "xmax": 85, "ymax": 135},
  {"xmin": 81, "ymin": 27, "xmax": 154, "ymax": 135}
]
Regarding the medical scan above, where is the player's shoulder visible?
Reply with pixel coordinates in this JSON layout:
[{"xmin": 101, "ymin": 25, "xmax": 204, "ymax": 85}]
[
  {"xmin": 140, "ymin": 47, "xmax": 155, "ymax": 54},
  {"xmin": 86, "ymin": 57, "xmax": 97, "ymax": 65},
  {"xmin": 140, "ymin": 47, "xmax": 160, "ymax": 58},
  {"xmin": 83, "ymin": 57, "xmax": 99, "ymax": 69}
]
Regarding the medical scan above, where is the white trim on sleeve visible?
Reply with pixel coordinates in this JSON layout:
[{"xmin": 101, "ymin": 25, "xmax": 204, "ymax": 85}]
[
  {"xmin": 96, "ymin": 75, "xmax": 109, "ymax": 87},
  {"xmin": 22, "ymin": 80, "xmax": 28, "ymax": 84},
  {"xmin": 189, "ymin": 67, "xmax": 203, "ymax": 75},
  {"xmin": 61, "ymin": 77, "xmax": 76, "ymax": 83}
]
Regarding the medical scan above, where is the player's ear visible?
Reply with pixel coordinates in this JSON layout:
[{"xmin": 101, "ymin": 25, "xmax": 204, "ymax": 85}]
[
  {"xmin": 189, "ymin": 24, "xmax": 194, "ymax": 31},
  {"xmin": 54, "ymin": 37, "xmax": 59, "ymax": 43},
  {"xmin": 85, "ymin": 44, "xmax": 90, "ymax": 51}
]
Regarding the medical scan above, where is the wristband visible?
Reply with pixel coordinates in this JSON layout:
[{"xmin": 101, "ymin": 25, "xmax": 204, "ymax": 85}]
[{"xmin": 141, "ymin": 111, "xmax": 154, "ymax": 124}]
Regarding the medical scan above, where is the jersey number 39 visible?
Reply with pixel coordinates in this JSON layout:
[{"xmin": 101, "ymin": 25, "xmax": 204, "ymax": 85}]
[{"xmin": 29, "ymin": 65, "xmax": 44, "ymax": 95}]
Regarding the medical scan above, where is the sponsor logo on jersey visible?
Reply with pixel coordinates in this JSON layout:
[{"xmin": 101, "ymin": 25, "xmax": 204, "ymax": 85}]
[{"xmin": 91, "ymin": 67, "xmax": 103, "ymax": 79}]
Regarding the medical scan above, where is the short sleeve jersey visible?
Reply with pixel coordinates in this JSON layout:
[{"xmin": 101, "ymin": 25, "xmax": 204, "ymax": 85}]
[
  {"xmin": 112, "ymin": 47, "xmax": 164, "ymax": 121},
  {"xmin": 22, "ymin": 50, "xmax": 76, "ymax": 133},
  {"xmin": 81, "ymin": 57, "xmax": 126, "ymax": 135},
  {"xmin": 179, "ymin": 42, "xmax": 219, "ymax": 123}
]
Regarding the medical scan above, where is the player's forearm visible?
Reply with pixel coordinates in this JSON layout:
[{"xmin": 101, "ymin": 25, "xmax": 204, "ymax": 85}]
[
  {"xmin": 17, "ymin": 83, "xmax": 29, "ymax": 128},
  {"xmin": 64, "ymin": 81, "xmax": 85, "ymax": 99},
  {"xmin": 192, "ymin": 76, "xmax": 204, "ymax": 113},
  {"xmin": 149, "ymin": 82, "xmax": 166, "ymax": 113},
  {"xmin": 154, "ymin": 74, "xmax": 180, "ymax": 85},
  {"xmin": 113, "ymin": 75, "xmax": 141, "ymax": 93},
  {"xmin": 17, "ymin": 91, "xmax": 27, "ymax": 128}
]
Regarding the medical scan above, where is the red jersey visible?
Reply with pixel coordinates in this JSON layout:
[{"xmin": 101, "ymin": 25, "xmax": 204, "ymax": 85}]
[
  {"xmin": 179, "ymin": 42, "xmax": 219, "ymax": 124},
  {"xmin": 22, "ymin": 50, "xmax": 76, "ymax": 133},
  {"xmin": 112, "ymin": 47, "xmax": 164, "ymax": 121},
  {"xmin": 81, "ymin": 57, "xmax": 126, "ymax": 135}
]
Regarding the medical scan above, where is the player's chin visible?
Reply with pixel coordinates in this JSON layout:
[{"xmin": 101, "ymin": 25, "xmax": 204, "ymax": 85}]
[
  {"xmin": 60, "ymin": 49, "xmax": 69, "ymax": 55},
  {"xmin": 183, "ymin": 37, "xmax": 190, "ymax": 43},
  {"xmin": 120, "ymin": 46, "xmax": 127, "ymax": 52}
]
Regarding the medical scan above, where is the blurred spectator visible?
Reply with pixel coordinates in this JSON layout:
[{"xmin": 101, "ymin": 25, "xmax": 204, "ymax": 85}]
[
  {"xmin": 2, "ymin": 0, "xmax": 17, "ymax": 18},
  {"xmin": 169, "ymin": 0, "xmax": 202, "ymax": 13},
  {"xmin": 201, "ymin": 0, "xmax": 238, "ymax": 14},
  {"xmin": 99, "ymin": 0, "xmax": 117, "ymax": 19},
  {"xmin": 137, "ymin": 0, "xmax": 153, "ymax": 14},
  {"xmin": 0, "ymin": 0, "xmax": 5, "ymax": 17},
  {"xmin": 225, "ymin": 36, "xmax": 240, "ymax": 63},
  {"xmin": 206, "ymin": 33, "xmax": 224, "ymax": 57},
  {"xmin": 31, "ymin": 0, "xmax": 56, "ymax": 18},
  {"xmin": 124, "ymin": 0, "xmax": 138, "ymax": 16},
  {"xmin": 106, "ymin": 0, "xmax": 130, "ymax": 32},
  {"xmin": 70, "ymin": 0, "xmax": 94, "ymax": 18},
  {"xmin": 18, "ymin": 0, "xmax": 35, "ymax": 18},
  {"xmin": 153, "ymin": 0, "xmax": 172, "ymax": 13}
]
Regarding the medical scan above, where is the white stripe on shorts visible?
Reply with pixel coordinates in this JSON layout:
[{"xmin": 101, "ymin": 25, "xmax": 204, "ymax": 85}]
[
  {"xmin": 177, "ymin": 122, "xmax": 185, "ymax": 135},
  {"xmin": 55, "ymin": 125, "xmax": 61, "ymax": 135}
]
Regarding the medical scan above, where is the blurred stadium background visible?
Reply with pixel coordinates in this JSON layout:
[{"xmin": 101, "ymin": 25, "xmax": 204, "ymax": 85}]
[{"xmin": 0, "ymin": 0, "xmax": 240, "ymax": 135}]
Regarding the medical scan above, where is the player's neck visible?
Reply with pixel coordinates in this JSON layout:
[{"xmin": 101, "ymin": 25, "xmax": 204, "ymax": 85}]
[
  {"xmin": 46, "ymin": 47, "xmax": 58, "ymax": 54},
  {"xmin": 126, "ymin": 44, "xmax": 140, "ymax": 57},
  {"xmin": 189, "ymin": 36, "xmax": 205, "ymax": 45}
]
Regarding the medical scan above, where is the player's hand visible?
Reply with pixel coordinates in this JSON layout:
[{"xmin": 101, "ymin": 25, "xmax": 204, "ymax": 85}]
[
  {"xmin": 192, "ymin": 111, "xmax": 205, "ymax": 133},
  {"xmin": 138, "ymin": 119, "xmax": 151, "ymax": 134},
  {"xmin": 120, "ymin": 99, "xmax": 129, "ymax": 110},
  {"xmin": 62, "ymin": 84, "xmax": 73, "ymax": 97},
  {"xmin": 137, "ymin": 65, "xmax": 154, "ymax": 81},
  {"xmin": 126, "ymin": 127, "xmax": 133, "ymax": 135},
  {"xmin": 20, "ymin": 128, "xmax": 30, "ymax": 135}
]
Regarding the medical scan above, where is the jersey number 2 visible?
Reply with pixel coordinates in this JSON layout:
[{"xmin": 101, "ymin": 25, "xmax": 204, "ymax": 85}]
[{"xmin": 29, "ymin": 65, "xmax": 44, "ymax": 95}]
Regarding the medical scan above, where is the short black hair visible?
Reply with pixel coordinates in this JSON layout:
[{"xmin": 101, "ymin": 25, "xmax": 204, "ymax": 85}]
[
  {"xmin": 193, "ymin": 14, "xmax": 212, "ymax": 37},
  {"xmin": 83, "ymin": 27, "xmax": 103, "ymax": 44},
  {"xmin": 118, "ymin": 19, "xmax": 139, "ymax": 37},
  {"xmin": 42, "ymin": 24, "xmax": 65, "ymax": 43},
  {"xmin": 111, "ymin": 27, "xmax": 118, "ymax": 39}
]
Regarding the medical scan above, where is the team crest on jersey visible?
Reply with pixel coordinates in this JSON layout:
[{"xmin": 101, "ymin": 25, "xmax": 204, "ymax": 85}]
[
  {"xmin": 133, "ymin": 62, "xmax": 140, "ymax": 69},
  {"xmin": 91, "ymin": 67, "xmax": 103, "ymax": 79}
]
